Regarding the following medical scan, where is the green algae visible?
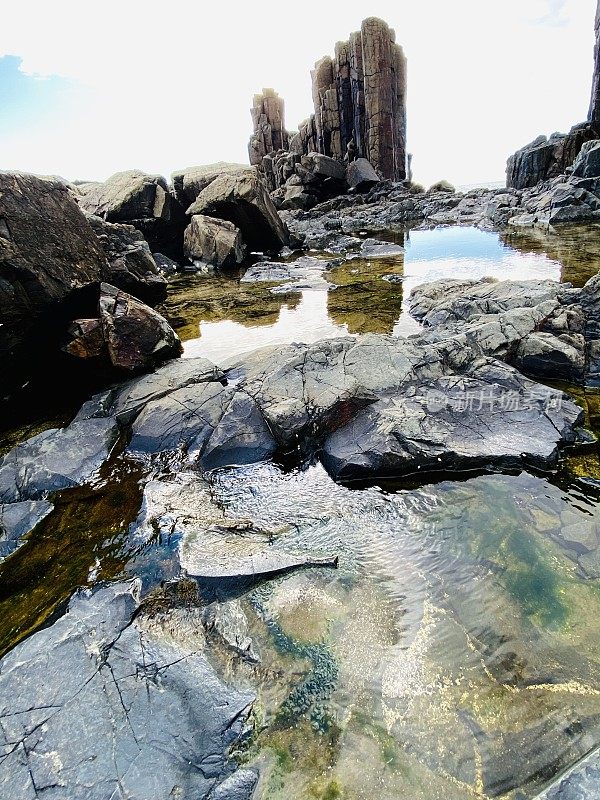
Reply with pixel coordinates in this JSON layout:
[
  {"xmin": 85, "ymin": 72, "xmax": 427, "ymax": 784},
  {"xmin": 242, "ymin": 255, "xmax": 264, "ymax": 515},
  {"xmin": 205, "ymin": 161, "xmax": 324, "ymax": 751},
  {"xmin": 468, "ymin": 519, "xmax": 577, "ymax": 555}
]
[
  {"xmin": 327, "ymin": 257, "xmax": 404, "ymax": 334},
  {"xmin": 0, "ymin": 456, "xmax": 144, "ymax": 657},
  {"xmin": 159, "ymin": 271, "xmax": 300, "ymax": 342}
]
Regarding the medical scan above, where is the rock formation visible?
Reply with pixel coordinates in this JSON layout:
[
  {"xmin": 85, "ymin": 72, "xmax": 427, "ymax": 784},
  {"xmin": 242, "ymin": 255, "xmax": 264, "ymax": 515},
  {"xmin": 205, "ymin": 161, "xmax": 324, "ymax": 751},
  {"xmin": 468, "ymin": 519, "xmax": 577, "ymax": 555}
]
[
  {"xmin": 248, "ymin": 88, "xmax": 289, "ymax": 165},
  {"xmin": 507, "ymin": 2, "xmax": 600, "ymax": 189},
  {"xmin": 249, "ymin": 17, "xmax": 407, "ymax": 183},
  {"xmin": 589, "ymin": 0, "xmax": 600, "ymax": 123},
  {"xmin": 506, "ymin": 122, "xmax": 600, "ymax": 189}
]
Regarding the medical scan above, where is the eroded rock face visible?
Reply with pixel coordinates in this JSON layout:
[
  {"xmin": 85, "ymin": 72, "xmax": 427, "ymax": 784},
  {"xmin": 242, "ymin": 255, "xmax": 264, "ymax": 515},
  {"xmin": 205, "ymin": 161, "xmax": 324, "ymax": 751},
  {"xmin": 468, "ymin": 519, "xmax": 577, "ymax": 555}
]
[
  {"xmin": 86, "ymin": 214, "xmax": 167, "ymax": 305},
  {"xmin": 305, "ymin": 17, "xmax": 406, "ymax": 180},
  {"xmin": 0, "ymin": 580, "xmax": 256, "ymax": 800},
  {"xmin": 0, "ymin": 172, "xmax": 106, "ymax": 379},
  {"xmin": 184, "ymin": 214, "xmax": 246, "ymax": 267},
  {"xmin": 506, "ymin": 123, "xmax": 600, "ymax": 189},
  {"xmin": 590, "ymin": 0, "xmax": 600, "ymax": 123},
  {"xmin": 65, "ymin": 283, "xmax": 182, "ymax": 373},
  {"xmin": 187, "ymin": 169, "xmax": 289, "ymax": 252}
]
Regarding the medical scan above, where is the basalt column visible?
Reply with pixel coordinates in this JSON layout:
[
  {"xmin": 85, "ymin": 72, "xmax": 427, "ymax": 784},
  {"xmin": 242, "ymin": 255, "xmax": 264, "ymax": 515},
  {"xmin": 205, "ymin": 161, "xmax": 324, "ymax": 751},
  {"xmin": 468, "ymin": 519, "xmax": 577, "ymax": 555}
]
[
  {"xmin": 590, "ymin": 0, "xmax": 600, "ymax": 123},
  {"xmin": 309, "ymin": 17, "xmax": 407, "ymax": 180},
  {"xmin": 249, "ymin": 89, "xmax": 289, "ymax": 166}
]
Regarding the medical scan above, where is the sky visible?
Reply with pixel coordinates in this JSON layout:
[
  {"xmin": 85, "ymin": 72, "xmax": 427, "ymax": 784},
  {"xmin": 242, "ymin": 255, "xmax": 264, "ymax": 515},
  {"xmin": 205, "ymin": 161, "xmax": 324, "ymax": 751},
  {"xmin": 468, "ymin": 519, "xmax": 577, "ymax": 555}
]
[{"xmin": 0, "ymin": 0, "xmax": 597, "ymax": 187}]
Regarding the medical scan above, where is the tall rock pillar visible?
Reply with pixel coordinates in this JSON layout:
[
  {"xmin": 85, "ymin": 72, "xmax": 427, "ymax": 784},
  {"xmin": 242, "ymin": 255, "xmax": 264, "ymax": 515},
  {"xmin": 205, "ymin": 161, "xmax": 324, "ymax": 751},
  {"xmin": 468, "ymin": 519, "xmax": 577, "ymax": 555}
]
[
  {"xmin": 248, "ymin": 89, "xmax": 289, "ymax": 166},
  {"xmin": 590, "ymin": 0, "xmax": 600, "ymax": 122}
]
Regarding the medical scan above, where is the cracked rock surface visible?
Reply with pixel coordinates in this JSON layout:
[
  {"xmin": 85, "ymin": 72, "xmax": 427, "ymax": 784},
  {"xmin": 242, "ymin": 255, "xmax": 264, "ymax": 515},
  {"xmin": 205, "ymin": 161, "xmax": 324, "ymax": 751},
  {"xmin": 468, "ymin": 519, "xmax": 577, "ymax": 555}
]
[{"xmin": 0, "ymin": 580, "xmax": 256, "ymax": 800}]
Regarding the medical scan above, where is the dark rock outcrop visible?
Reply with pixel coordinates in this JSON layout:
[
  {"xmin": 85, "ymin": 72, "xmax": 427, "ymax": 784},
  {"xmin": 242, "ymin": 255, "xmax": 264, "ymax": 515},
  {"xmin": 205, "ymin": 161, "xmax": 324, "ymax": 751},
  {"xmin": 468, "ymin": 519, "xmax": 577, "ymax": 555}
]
[
  {"xmin": 0, "ymin": 580, "xmax": 256, "ymax": 800},
  {"xmin": 506, "ymin": 123, "xmax": 600, "ymax": 189},
  {"xmin": 86, "ymin": 214, "xmax": 167, "ymax": 305},
  {"xmin": 301, "ymin": 18, "xmax": 407, "ymax": 180},
  {"xmin": 250, "ymin": 17, "xmax": 407, "ymax": 186},
  {"xmin": 248, "ymin": 88, "xmax": 289, "ymax": 166},
  {"xmin": 0, "ymin": 172, "xmax": 107, "ymax": 389},
  {"xmin": 78, "ymin": 170, "xmax": 187, "ymax": 259},
  {"xmin": 65, "ymin": 283, "xmax": 182, "ymax": 373}
]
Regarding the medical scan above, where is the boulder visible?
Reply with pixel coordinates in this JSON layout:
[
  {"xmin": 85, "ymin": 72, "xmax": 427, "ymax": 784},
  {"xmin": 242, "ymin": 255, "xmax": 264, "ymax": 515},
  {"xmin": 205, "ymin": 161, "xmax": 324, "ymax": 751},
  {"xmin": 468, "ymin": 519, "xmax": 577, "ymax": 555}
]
[
  {"xmin": 78, "ymin": 170, "xmax": 187, "ymax": 258},
  {"xmin": 78, "ymin": 169, "xmax": 171, "ymax": 223},
  {"xmin": 86, "ymin": 214, "xmax": 167, "ymax": 305},
  {"xmin": 187, "ymin": 169, "xmax": 289, "ymax": 252},
  {"xmin": 65, "ymin": 283, "xmax": 182, "ymax": 372},
  {"xmin": 171, "ymin": 163, "xmax": 251, "ymax": 207},
  {"xmin": 571, "ymin": 139, "xmax": 600, "ymax": 178},
  {"xmin": 0, "ymin": 172, "xmax": 106, "ymax": 381},
  {"xmin": 152, "ymin": 251, "xmax": 180, "ymax": 275},
  {"xmin": 429, "ymin": 180, "xmax": 456, "ymax": 193},
  {"xmin": 0, "ymin": 581, "xmax": 256, "ymax": 800},
  {"xmin": 184, "ymin": 214, "xmax": 246, "ymax": 267},
  {"xmin": 347, "ymin": 158, "xmax": 380, "ymax": 191}
]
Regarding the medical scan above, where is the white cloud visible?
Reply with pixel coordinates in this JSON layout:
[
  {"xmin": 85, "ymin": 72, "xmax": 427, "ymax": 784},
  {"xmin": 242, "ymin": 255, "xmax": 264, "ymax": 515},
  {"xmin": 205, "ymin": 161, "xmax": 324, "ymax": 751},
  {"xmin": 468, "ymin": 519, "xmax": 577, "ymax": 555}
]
[{"xmin": 0, "ymin": 0, "xmax": 597, "ymax": 186}]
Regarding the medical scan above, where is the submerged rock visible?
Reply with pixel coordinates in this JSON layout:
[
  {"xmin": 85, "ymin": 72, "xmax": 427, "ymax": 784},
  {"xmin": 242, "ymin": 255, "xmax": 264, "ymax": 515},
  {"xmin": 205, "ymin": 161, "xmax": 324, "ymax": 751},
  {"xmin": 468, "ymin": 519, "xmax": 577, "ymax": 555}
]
[
  {"xmin": 0, "ymin": 500, "xmax": 53, "ymax": 560},
  {"xmin": 0, "ymin": 580, "xmax": 256, "ymax": 800}
]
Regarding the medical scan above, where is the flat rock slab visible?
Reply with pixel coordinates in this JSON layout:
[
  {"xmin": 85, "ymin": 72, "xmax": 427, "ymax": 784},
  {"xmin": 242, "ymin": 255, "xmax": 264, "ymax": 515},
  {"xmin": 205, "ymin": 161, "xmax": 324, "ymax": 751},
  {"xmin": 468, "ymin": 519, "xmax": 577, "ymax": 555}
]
[
  {"xmin": 0, "ymin": 418, "xmax": 120, "ymax": 503},
  {"xmin": 0, "ymin": 581, "xmax": 256, "ymax": 800},
  {"xmin": 535, "ymin": 747, "xmax": 600, "ymax": 799}
]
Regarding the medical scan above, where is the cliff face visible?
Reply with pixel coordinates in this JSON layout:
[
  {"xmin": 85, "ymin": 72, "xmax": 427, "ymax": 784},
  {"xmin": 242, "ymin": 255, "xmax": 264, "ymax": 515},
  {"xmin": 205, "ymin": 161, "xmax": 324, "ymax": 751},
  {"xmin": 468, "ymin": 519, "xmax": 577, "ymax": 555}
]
[
  {"xmin": 590, "ymin": 0, "xmax": 600, "ymax": 122},
  {"xmin": 248, "ymin": 17, "xmax": 407, "ymax": 182}
]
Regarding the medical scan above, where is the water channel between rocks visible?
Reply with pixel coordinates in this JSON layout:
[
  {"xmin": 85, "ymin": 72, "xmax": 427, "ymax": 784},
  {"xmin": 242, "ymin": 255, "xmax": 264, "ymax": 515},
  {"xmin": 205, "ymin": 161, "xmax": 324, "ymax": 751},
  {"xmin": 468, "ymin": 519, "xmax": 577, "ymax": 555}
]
[{"xmin": 2, "ymin": 223, "xmax": 600, "ymax": 799}]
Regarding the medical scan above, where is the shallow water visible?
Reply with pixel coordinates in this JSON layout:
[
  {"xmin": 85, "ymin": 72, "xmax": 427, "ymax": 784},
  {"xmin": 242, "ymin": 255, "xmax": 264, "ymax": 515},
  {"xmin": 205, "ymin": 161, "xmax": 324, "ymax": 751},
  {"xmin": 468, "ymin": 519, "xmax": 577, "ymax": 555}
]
[
  {"xmin": 2, "ymin": 222, "xmax": 600, "ymax": 798},
  {"xmin": 161, "ymin": 224, "xmax": 600, "ymax": 363}
]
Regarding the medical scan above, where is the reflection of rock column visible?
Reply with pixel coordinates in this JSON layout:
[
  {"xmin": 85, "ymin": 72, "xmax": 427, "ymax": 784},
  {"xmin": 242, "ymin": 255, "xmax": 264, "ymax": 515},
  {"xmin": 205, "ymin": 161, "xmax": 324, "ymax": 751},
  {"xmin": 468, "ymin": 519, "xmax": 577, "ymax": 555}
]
[
  {"xmin": 248, "ymin": 89, "xmax": 289, "ymax": 166},
  {"xmin": 590, "ymin": 0, "xmax": 600, "ymax": 122}
]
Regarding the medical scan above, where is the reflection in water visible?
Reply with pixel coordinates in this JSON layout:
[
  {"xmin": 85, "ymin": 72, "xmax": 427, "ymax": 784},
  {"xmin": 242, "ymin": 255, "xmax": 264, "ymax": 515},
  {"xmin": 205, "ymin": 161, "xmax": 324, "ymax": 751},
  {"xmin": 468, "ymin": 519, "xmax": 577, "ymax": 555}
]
[
  {"xmin": 501, "ymin": 223, "xmax": 600, "ymax": 288},
  {"xmin": 166, "ymin": 225, "xmax": 578, "ymax": 363},
  {"xmin": 212, "ymin": 463, "xmax": 600, "ymax": 800}
]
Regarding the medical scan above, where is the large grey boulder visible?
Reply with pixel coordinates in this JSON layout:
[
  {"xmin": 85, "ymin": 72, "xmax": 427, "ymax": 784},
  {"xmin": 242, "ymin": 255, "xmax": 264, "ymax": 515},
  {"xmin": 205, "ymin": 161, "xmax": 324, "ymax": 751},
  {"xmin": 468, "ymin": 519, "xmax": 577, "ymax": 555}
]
[
  {"xmin": 0, "ymin": 417, "xmax": 119, "ymax": 503},
  {"xmin": 184, "ymin": 214, "xmax": 246, "ymax": 267},
  {"xmin": 0, "ymin": 581, "xmax": 256, "ymax": 800},
  {"xmin": 0, "ymin": 172, "xmax": 107, "ymax": 384},
  {"xmin": 65, "ymin": 283, "xmax": 182, "ymax": 372},
  {"xmin": 347, "ymin": 157, "xmax": 380, "ymax": 191},
  {"xmin": 171, "ymin": 163, "xmax": 251, "ymax": 207},
  {"xmin": 78, "ymin": 170, "xmax": 172, "ymax": 223},
  {"xmin": 86, "ymin": 214, "xmax": 167, "ymax": 305},
  {"xmin": 187, "ymin": 169, "xmax": 289, "ymax": 252}
]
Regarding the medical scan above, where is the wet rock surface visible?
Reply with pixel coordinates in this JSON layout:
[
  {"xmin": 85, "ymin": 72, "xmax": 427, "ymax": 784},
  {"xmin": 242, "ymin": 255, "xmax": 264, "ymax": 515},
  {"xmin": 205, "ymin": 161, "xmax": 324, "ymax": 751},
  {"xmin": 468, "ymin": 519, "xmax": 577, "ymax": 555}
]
[
  {"xmin": 65, "ymin": 283, "xmax": 182, "ymax": 373},
  {"xmin": 410, "ymin": 272, "xmax": 600, "ymax": 385},
  {"xmin": 0, "ymin": 580, "xmax": 256, "ymax": 800}
]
